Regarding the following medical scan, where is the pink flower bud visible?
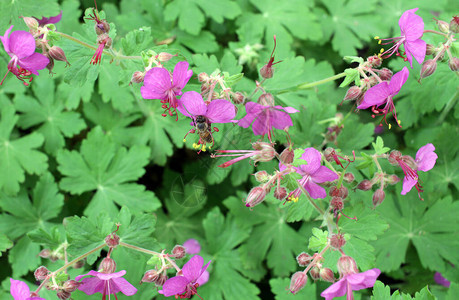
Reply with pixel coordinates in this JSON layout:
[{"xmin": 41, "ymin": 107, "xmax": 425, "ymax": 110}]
[
  {"xmin": 356, "ymin": 179, "xmax": 373, "ymax": 191},
  {"xmin": 257, "ymin": 93, "xmax": 275, "ymax": 106},
  {"xmin": 420, "ymin": 59, "xmax": 437, "ymax": 80},
  {"xmin": 274, "ymin": 186, "xmax": 287, "ymax": 200},
  {"xmin": 62, "ymin": 280, "xmax": 80, "ymax": 293},
  {"xmin": 198, "ymin": 72, "xmax": 209, "ymax": 82},
  {"xmin": 448, "ymin": 57, "xmax": 459, "ymax": 72},
  {"xmin": 245, "ymin": 187, "xmax": 266, "ymax": 207},
  {"xmin": 131, "ymin": 71, "xmax": 145, "ymax": 83},
  {"xmin": 386, "ymin": 174, "xmax": 400, "ymax": 185},
  {"xmin": 330, "ymin": 234, "xmax": 346, "ymax": 250},
  {"xmin": 320, "ymin": 268, "xmax": 335, "ymax": 282},
  {"xmin": 38, "ymin": 249, "xmax": 51, "ymax": 258},
  {"xmin": 379, "ymin": 68, "xmax": 393, "ymax": 81},
  {"xmin": 99, "ymin": 257, "xmax": 116, "ymax": 273},
  {"xmin": 309, "ymin": 266, "xmax": 320, "ymax": 280},
  {"xmin": 105, "ymin": 233, "xmax": 120, "ymax": 248},
  {"xmin": 49, "ymin": 46, "xmax": 70, "ymax": 66},
  {"xmin": 34, "ymin": 266, "xmax": 49, "ymax": 281},
  {"xmin": 279, "ymin": 147, "xmax": 294, "ymax": 164},
  {"xmin": 140, "ymin": 269, "xmax": 159, "ymax": 284},
  {"xmin": 154, "ymin": 273, "xmax": 168, "ymax": 286},
  {"xmin": 329, "ymin": 186, "xmax": 348, "ymax": 199},
  {"xmin": 344, "ymin": 172, "xmax": 355, "ymax": 183},
  {"xmin": 232, "ymin": 91, "xmax": 245, "ymax": 104},
  {"xmin": 72, "ymin": 259, "xmax": 85, "ymax": 269},
  {"xmin": 343, "ymin": 86, "xmax": 362, "ymax": 101},
  {"xmin": 367, "ymin": 55, "xmax": 382, "ymax": 68},
  {"xmin": 323, "ymin": 148, "xmax": 335, "ymax": 162},
  {"xmin": 426, "ymin": 44, "xmax": 435, "ymax": 56},
  {"xmin": 57, "ymin": 290, "xmax": 71, "ymax": 300},
  {"xmin": 296, "ymin": 252, "xmax": 312, "ymax": 267},
  {"xmin": 172, "ymin": 245, "xmax": 186, "ymax": 259},
  {"xmin": 289, "ymin": 272, "xmax": 307, "ymax": 294},
  {"xmin": 21, "ymin": 16, "xmax": 39, "ymax": 30},
  {"xmin": 372, "ymin": 189, "xmax": 385, "ymax": 207},
  {"xmin": 450, "ymin": 16, "xmax": 459, "ymax": 33},
  {"xmin": 157, "ymin": 52, "xmax": 175, "ymax": 62},
  {"xmin": 260, "ymin": 64, "xmax": 274, "ymax": 79},
  {"xmin": 388, "ymin": 150, "xmax": 402, "ymax": 165},
  {"xmin": 330, "ymin": 196, "xmax": 344, "ymax": 211},
  {"xmin": 337, "ymin": 255, "xmax": 359, "ymax": 276},
  {"xmin": 434, "ymin": 18, "xmax": 450, "ymax": 33},
  {"xmin": 254, "ymin": 171, "xmax": 269, "ymax": 183}
]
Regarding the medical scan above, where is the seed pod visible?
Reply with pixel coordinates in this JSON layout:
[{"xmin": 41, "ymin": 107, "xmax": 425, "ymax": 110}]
[
  {"xmin": 95, "ymin": 20, "xmax": 110, "ymax": 35},
  {"xmin": 105, "ymin": 233, "xmax": 120, "ymax": 248},
  {"xmin": 296, "ymin": 252, "xmax": 312, "ymax": 267},
  {"xmin": 448, "ymin": 57, "xmax": 459, "ymax": 72},
  {"xmin": 274, "ymin": 186, "xmax": 287, "ymax": 200},
  {"xmin": 140, "ymin": 269, "xmax": 159, "ymax": 284},
  {"xmin": 34, "ymin": 266, "xmax": 49, "ymax": 281},
  {"xmin": 49, "ymin": 46, "xmax": 70, "ymax": 66},
  {"xmin": 289, "ymin": 272, "xmax": 307, "ymax": 294},
  {"xmin": 62, "ymin": 280, "xmax": 80, "ymax": 293},
  {"xmin": 420, "ymin": 59, "xmax": 437, "ymax": 80},
  {"xmin": 356, "ymin": 180, "xmax": 372, "ymax": 191},
  {"xmin": 330, "ymin": 234, "xmax": 346, "ymax": 250},
  {"xmin": 372, "ymin": 189, "xmax": 385, "ymax": 207},
  {"xmin": 320, "ymin": 268, "xmax": 335, "ymax": 282},
  {"xmin": 245, "ymin": 187, "xmax": 266, "ymax": 208}
]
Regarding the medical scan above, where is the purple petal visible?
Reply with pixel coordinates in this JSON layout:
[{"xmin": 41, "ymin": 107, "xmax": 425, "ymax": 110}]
[
  {"xmin": 251, "ymin": 110, "xmax": 271, "ymax": 135},
  {"xmin": 78, "ymin": 277, "xmax": 105, "ymax": 295},
  {"xmin": 177, "ymin": 91, "xmax": 207, "ymax": 117},
  {"xmin": 388, "ymin": 67, "xmax": 409, "ymax": 95},
  {"xmin": 312, "ymin": 166, "xmax": 339, "ymax": 183},
  {"xmin": 415, "ymin": 143, "xmax": 437, "ymax": 172},
  {"xmin": 196, "ymin": 270, "xmax": 209, "ymax": 286},
  {"xmin": 8, "ymin": 30, "xmax": 36, "ymax": 59},
  {"xmin": 183, "ymin": 239, "xmax": 201, "ymax": 254},
  {"xmin": 401, "ymin": 175, "xmax": 417, "ymax": 195},
  {"xmin": 358, "ymin": 81, "xmax": 391, "ymax": 109},
  {"xmin": 405, "ymin": 39, "xmax": 426, "ymax": 66},
  {"xmin": 172, "ymin": 61, "xmax": 192, "ymax": 90},
  {"xmin": 320, "ymin": 278, "xmax": 347, "ymax": 300},
  {"xmin": 400, "ymin": 9, "xmax": 424, "ymax": 41},
  {"xmin": 141, "ymin": 67, "xmax": 171, "ymax": 100},
  {"xmin": 346, "ymin": 269, "xmax": 381, "ymax": 290},
  {"xmin": 237, "ymin": 102, "xmax": 264, "ymax": 128},
  {"xmin": 269, "ymin": 108, "xmax": 294, "ymax": 131},
  {"xmin": 159, "ymin": 276, "xmax": 189, "ymax": 297},
  {"xmin": 434, "ymin": 272, "xmax": 451, "ymax": 287},
  {"xmin": 304, "ymin": 179, "xmax": 327, "ymax": 199},
  {"xmin": 0, "ymin": 25, "xmax": 13, "ymax": 53},
  {"xmin": 93, "ymin": 270, "xmax": 127, "ymax": 280},
  {"xmin": 206, "ymin": 99, "xmax": 236, "ymax": 123},
  {"xmin": 110, "ymin": 277, "xmax": 138, "ymax": 295},
  {"xmin": 183, "ymin": 255, "xmax": 204, "ymax": 282},
  {"xmin": 18, "ymin": 53, "xmax": 49, "ymax": 75},
  {"xmin": 299, "ymin": 148, "xmax": 322, "ymax": 174},
  {"xmin": 38, "ymin": 11, "xmax": 63, "ymax": 26},
  {"xmin": 273, "ymin": 105, "xmax": 299, "ymax": 114},
  {"xmin": 10, "ymin": 279, "xmax": 30, "ymax": 300}
]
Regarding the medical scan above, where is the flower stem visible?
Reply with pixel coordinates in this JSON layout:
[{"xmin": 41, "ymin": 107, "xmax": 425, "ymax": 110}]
[
  {"xmin": 297, "ymin": 72, "xmax": 346, "ymax": 90},
  {"xmin": 302, "ymin": 244, "xmax": 330, "ymax": 274},
  {"xmin": 120, "ymin": 242, "xmax": 162, "ymax": 256},
  {"xmin": 296, "ymin": 181, "xmax": 325, "ymax": 215},
  {"xmin": 423, "ymin": 29, "xmax": 449, "ymax": 38}
]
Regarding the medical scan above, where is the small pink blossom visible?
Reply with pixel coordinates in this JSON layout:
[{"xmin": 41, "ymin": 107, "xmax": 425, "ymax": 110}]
[
  {"xmin": 0, "ymin": 26, "xmax": 49, "ymax": 85},
  {"xmin": 280, "ymin": 148, "xmax": 338, "ymax": 200},
  {"xmin": 9, "ymin": 279, "xmax": 45, "ymax": 300},
  {"xmin": 141, "ymin": 61, "xmax": 193, "ymax": 118},
  {"xmin": 159, "ymin": 255, "xmax": 211, "ymax": 298},
  {"xmin": 75, "ymin": 270, "xmax": 137, "ymax": 298},
  {"xmin": 379, "ymin": 8, "xmax": 426, "ymax": 68},
  {"xmin": 34, "ymin": 11, "xmax": 63, "ymax": 26},
  {"xmin": 183, "ymin": 239, "xmax": 201, "ymax": 254},
  {"xmin": 238, "ymin": 102, "xmax": 298, "ymax": 142},
  {"xmin": 320, "ymin": 269, "xmax": 381, "ymax": 300},
  {"xmin": 434, "ymin": 272, "xmax": 451, "ymax": 288},
  {"xmin": 357, "ymin": 67, "xmax": 409, "ymax": 126}
]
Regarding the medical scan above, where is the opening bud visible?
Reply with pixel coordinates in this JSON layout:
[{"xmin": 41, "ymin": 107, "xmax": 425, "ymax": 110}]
[
  {"xmin": 131, "ymin": 71, "xmax": 145, "ymax": 84},
  {"xmin": 38, "ymin": 249, "xmax": 51, "ymax": 259},
  {"xmin": 62, "ymin": 280, "xmax": 81, "ymax": 293},
  {"xmin": 21, "ymin": 16, "xmax": 39, "ymax": 31},
  {"xmin": 344, "ymin": 172, "xmax": 355, "ymax": 183},
  {"xmin": 448, "ymin": 57, "xmax": 459, "ymax": 72},
  {"xmin": 49, "ymin": 46, "xmax": 70, "ymax": 66},
  {"xmin": 157, "ymin": 52, "xmax": 175, "ymax": 62},
  {"xmin": 330, "ymin": 196, "xmax": 344, "ymax": 211},
  {"xmin": 388, "ymin": 150, "xmax": 402, "ymax": 165},
  {"xmin": 337, "ymin": 255, "xmax": 359, "ymax": 276},
  {"xmin": 140, "ymin": 269, "xmax": 159, "ymax": 284},
  {"xmin": 372, "ymin": 189, "xmax": 385, "ymax": 207},
  {"xmin": 45, "ymin": 54, "xmax": 54, "ymax": 74},
  {"xmin": 99, "ymin": 257, "xmax": 117, "ymax": 274},
  {"xmin": 356, "ymin": 179, "xmax": 373, "ymax": 191},
  {"xmin": 296, "ymin": 252, "xmax": 312, "ymax": 267},
  {"xmin": 343, "ymin": 86, "xmax": 362, "ymax": 102},
  {"xmin": 257, "ymin": 93, "xmax": 275, "ymax": 106},
  {"xmin": 329, "ymin": 186, "xmax": 348, "ymax": 199},
  {"xmin": 450, "ymin": 16, "xmax": 459, "ymax": 33},
  {"xmin": 367, "ymin": 55, "xmax": 382, "ymax": 68},
  {"xmin": 245, "ymin": 187, "xmax": 266, "ymax": 208},
  {"xmin": 320, "ymin": 268, "xmax": 335, "ymax": 282},
  {"xmin": 379, "ymin": 68, "xmax": 393, "ymax": 81},
  {"xmin": 309, "ymin": 266, "xmax": 320, "ymax": 280},
  {"xmin": 198, "ymin": 72, "xmax": 209, "ymax": 83},
  {"xmin": 172, "ymin": 245, "xmax": 186, "ymax": 259},
  {"xmin": 274, "ymin": 186, "xmax": 287, "ymax": 200},
  {"xmin": 289, "ymin": 272, "xmax": 307, "ymax": 294},
  {"xmin": 56, "ymin": 290, "xmax": 71, "ymax": 300},
  {"xmin": 330, "ymin": 234, "xmax": 346, "ymax": 250},
  {"xmin": 420, "ymin": 59, "xmax": 437, "ymax": 80},
  {"xmin": 105, "ymin": 233, "xmax": 120, "ymax": 248},
  {"xmin": 434, "ymin": 18, "xmax": 450, "ymax": 33},
  {"xmin": 232, "ymin": 91, "xmax": 245, "ymax": 104},
  {"xmin": 34, "ymin": 266, "xmax": 49, "ymax": 281}
]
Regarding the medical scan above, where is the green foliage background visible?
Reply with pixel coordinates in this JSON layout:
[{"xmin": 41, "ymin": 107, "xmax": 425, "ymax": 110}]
[{"xmin": 0, "ymin": 0, "xmax": 457, "ymax": 299}]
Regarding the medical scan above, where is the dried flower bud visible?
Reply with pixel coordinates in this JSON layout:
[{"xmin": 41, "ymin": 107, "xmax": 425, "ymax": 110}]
[
  {"xmin": 95, "ymin": 20, "xmax": 110, "ymax": 35},
  {"xmin": 252, "ymin": 142, "xmax": 276, "ymax": 163},
  {"xmin": 172, "ymin": 245, "xmax": 186, "ymax": 259},
  {"xmin": 99, "ymin": 257, "xmax": 116, "ymax": 274},
  {"xmin": 105, "ymin": 233, "xmax": 120, "ymax": 248},
  {"xmin": 49, "ymin": 46, "xmax": 70, "ymax": 66},
  {"xmin": 154, "ymin": 273, "xmax": 168, "ymax": 286},
  {"xmin": 372, "ymin": 189, "xmax": 385, "ymax": 207},
  {"xmin": 448, "ymin": 57, "xmax": 459, "ymax": 72},
  {"xmin": 38, "ymin": 249, "xmax": 51, "ymax": 258},
  {"xmin": 323, "ymin": 148, "xmax": 335, "ymax": 162},
  {"xmin": 388, "ymin": 150, "xmax": 402, "ymax": 165},
  {"xmin": 330, "ymin": 234, "xmax": 346, "ymax": 250},
  {"xmin": 320, "ymin": 268, "xmax": 335, "ymax": 283},
  {"xmin": 34, "ymin": 266, "xmax": 49, "ymax": 281},
  {"xmin": 309, "ymin": 266, "xmax": 320, "ymax": 280},
  {"xmin": 344, "ymin": 172, "xmax": 355, "ymax": 183},
  {"xmin": 131, "ymin": 71, "xmax": 145, "ymax": 83},
  {"xmin": 232, "ymin": 91, "xmax": 245, "ymax": 104},
  {"xmin": 329, "ymin": 186, "xmax": 348, "ymax": 199},
  {"xmin": 435, "ymin": 18, "xmax": 450, "ymax": 33},
  {"xmin": 450, "ymin": 16, "xmax": 459, "ymax": 33},
  {"xmin": 257, "ymin": 93, "xmax": 275, "ymax": 106},
  {"xmin": 56, "ymin": 290, "xmax": 71, "ymax": 300},
  {"xmin": 296, "ymin": 252, "xmax": 312, "ymax": 267},
  {"xmin": 157, "ymin": 52, "xmax": 175, "ymax": 62},
  {"xmin": 337, "ymin": 255, "xmax": 359, "ymax": 276},
  {"xmin": 367, "ymin": 55, "xmax": 382, "ymax": 68},
  {"xmin": 245, "ymin": 187, "xmax": 266, "ymax": 207},
  {"xmin": 330, "ymin": 196, "xmax": 344, "ymax": 211},
  {"xmin": 274, "ymin": 186, "xmax": 287, "ymax": 200},
  {"xmin": 356, "ymin": 179, "xmax": 373, "ymax": 191},
  {"xmin": 289, "ymin": 272, "xmax": 307, "ymax": 294},
  {"xmin": 279, "ymin": 147, "xmax": 294, "ymax": 165},
  {"xmin": 420, "ymin": 59, "xmax": 437, "ymax": 80},
  {"xmin": 343, "ymin": 86, "xmax": 362, "ymax": 102},
  {"xmin": 426, "ymin": 44, "xmax": 435, "ymax": 56},
  {"xmin": 198, "ymin": 72, "xmax": 209, "ymax": 83},
  {"xmin": 73, "ymin": 259, "xmax": 85, "ymax": 269},
  {"xmin": 21, "ymin": 16, "xmax": 39, "ymax": 30},
  {"xmin": 386, "ymin": 174, "xmax": 400, "ymax": 185},
  {"xmin": 62, "ymin": 280, "xmax": 80, "ymax": 293},
  {"xmin": 254, "ymin": 170, "xmax": 269, "ymax": 183},
  {"xmin": 140, "ymin": 269, "xmax": 159, "ymax": 284},
  {"xmin": 260, "ymin": 63, "xmax": 274, "ymax": 79},
  {"xmin": 379, "ymin": 68, "xmax": 393, "ymax": 81}
]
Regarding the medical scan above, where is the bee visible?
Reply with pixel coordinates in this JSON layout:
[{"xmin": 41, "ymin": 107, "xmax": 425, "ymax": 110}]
[{"xmin": 194, "ymin": 115, "xmax": 213, "ymax": 145}]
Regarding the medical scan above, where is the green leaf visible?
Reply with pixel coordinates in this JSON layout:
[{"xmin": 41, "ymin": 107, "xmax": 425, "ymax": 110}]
[
  {"xmin": 335, "ymin": 116, "xmax": 375, "ymax": 151},
  {"xmin": 57, "ymin": 127, "xmax": 161, "ymax": 218},
  {"xmin": 120, "ymin": 27, "xmax": 154, "ymax": 56},
  {"xmin": 98, "ymin": 63, "xmax": 135, "ymax": 111},
  {"xmin": 372, "ymin": 136, "xmax": 390, "ymax": 155},
  {"xmin": 339, "ymin": 68, "xmax": 361, "ymax": 87},
  {"xmin": 0, "ymin": 234, "xmax": 13, "ymax": 257},
  {"xmin": 8, "ymin": 236, "xmax": 41, "ymax": 277},
  {"xmin": 343, "ymin": 56, "xmax": 364, "ymax": 64},
  {"xmin": 0, "ymin": 0, "xmax": 60, "ymax": 30},
  {"xmin": 0, "ymin": 105, "xmax": 48, "ymax": 195},
  {"xmin": 308, "ymin": 228, "xmax": 328, "ymax": 251},
  {"xmin": 270, "ymin": 278, "xmax": 317, "ymax": 299},
  {"xmin": 116, "ymin": 206, "xmax": 158, "ymax": 249},
  {"xmin": 28, "ymin": 226, "xmax": 64, "ymax": 249}
]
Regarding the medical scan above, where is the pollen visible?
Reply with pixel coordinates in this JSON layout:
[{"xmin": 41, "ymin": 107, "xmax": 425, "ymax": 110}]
[
  {"xmin": 183, "ymin": 139, "xmax": 187, "ymax": 142},
  {"xmin": 201, "ymin": 145, "xmax": 207, "ymax": 152},
  {"xmin": 380, "ymin": 48, "xmax": 384, "ymax": 53},
  {"xmin": 389, "ymin": 124, "xmax": 392, "ymax": 130},
  {"xmin": 374, "ymin": 36, "xmax": 380, "ymax": 40},
  {"xmin": 193, "ymin": 143, "xmax": 200, "ymax": 149},
  {"xmin": 397, "ymin": 119, "xmax": 401, "ymax": 125}
]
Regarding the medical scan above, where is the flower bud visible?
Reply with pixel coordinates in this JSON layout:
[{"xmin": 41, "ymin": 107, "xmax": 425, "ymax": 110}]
[
  {"xmin": 401, "ymin": 155, "xmax": 417, "ymax": 170},
  {"xmin": 45, "ymin": 54, "xmax": 54, "ymax": 74},
  {"xmin": 337, "ymin": 255, "xmax": 359, "ymax": 276},
  {"xmin": 154, "ymin": 273, "xmax": 168, "ymax": 286},
  {"xmin": 320, "ymin": 268, "xmax": 335, "ymax": 282},
  {"xmin": 356, "ymin": 179, "xmax": 373, "ymax": 191},
  {"xmin": 330, "ymin": 234, "xmax": 346, "ymax": 250},
  {"xmin": 157, "ymin": 52, "xmax": 174, "ymax": 62},
  {"xmin": 296, "ymin": 252, "xmax": 312, "ymax": 267},
  {"xmin": 131, "ymin": 71, "xmax": 145, "ymax": 83},
  {"xmin": 257, "ymin": 93, "xmax": 275, "ymax": 106},
  {"xmin": 99, "ymin": 257, "xmax": 116, "ymax": 273},
  {"xmin": 323, "ymin": 147, "xmax": 335, "ymax": 162},
  {"xmin": 97, "ymin": 33, "xmax": 112, "ymax": 48},
  {"xmin": 344, "ymin": 172, "xmax": 355, "ymax": 183},
  {"xmin": 367, "ymin": 55, "xmax": 382, "ymax": 68},
  {"xmin": 21, "ymin": 16, "xmax": 39, "ymax": 30},
  {"xmin": 289, "ymin": 272, "xmax": 307, "ymax": 294},
  {"xmin": 62, "ymin": 280, "xmax": 80, "ymax": 293},
  {"xmin": 38, "ymin": 249, "xmax": 51, "ymax": 258},
  {"xmin": 274, "ymin": 186, "xmax": 287, "ymax": 200},
  {"xmin": 140, "ymin": 269, "xmax": 159, "ymax": 284},
  {"xmin": 343, "ymin": 86, "xmax": 362, "ymax": 102},
  {"xmin": 73, "ymin": 259, "xmax": 85, "ymax": 269},
  {"xmin": 245, "ymin": 187, "xmax": 266, "ymax": 207},
  {"xmin": 232, "ymin": 91, "xmax": 245, "ymax": 104},
  {"xmin": 309, "ymin": 266, "xmax": 320, "ymax": 280},
  {"xmin": 388, "ymin": 150, "xmax": 402, "ymax": 165},
  {"xmin": 386, "ymin": 174, "xmax": 400, "ymax": 185},
  {"xmin": 252, "ymin": 142, "xmax": 276, "ymax": 163},
  {"xmin": 254, "ymin": 170, "xmax": 269, "ymax": 183},
  {"xmin": 435, "ymin": 19, "xmax": 450, "ymax": 33},
  {"xmin": 56, "ymin": 290, "xmax": 71, "ymax": 300},
  {"xmin": 172, "ymin": 245, "xmax": 186, "ymax": 259},
  {"xmin": 372, "ymin": 189, "xmax": 385, "ymax": 207},
  {"xmin": 198, "ymin": 72, "xmax": 209, "ymax": 83},
  {"xmin": 34, "ymin": 266, "xmax": 49, "ymax": 281},
  {"xmin": 379, "ymin": 68, "xmax": 393, "ymax": 81},
  {"xmin": 426, "ymin": 44, "xmax": 435, "ymax": 56},
  {"xmin": 95, "ymin": 20, "xmax": 110, "ymax": 35},
  {"xmin": 450, "ymin": 16, "xmax": 459, "ymax": 33},
  {"xmin": 260, "ymin": 64, "xmax": 274, "ymax": 79},
  {"xmin": 420, "ymin": 59, "xmax": 437, "ymax": 80},
  {"xmin": 330, "ymin": 196, "xmax": 344, "ymax": 211},
  {"xmin": 105, "ymin": 233, "xmax": 120, "ymax": 248},
  {"xmin": 448, "ymin": 57, "xmax": 459, "ymax": 72},
  {"xmin": 329, "ymin": 186, "xmax": 348, "ymax": 199},
  {"xmin": 279, "ymin": 147, "xmax": 294, "ymax": 165},
  {"xmin": 49, "ymin": 46, "xmax": 70, "ymax": 66}
]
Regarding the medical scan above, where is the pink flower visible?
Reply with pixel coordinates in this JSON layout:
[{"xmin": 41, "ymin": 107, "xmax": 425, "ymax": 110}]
[
  {"xmin": 75, "ymin": 270, "xmax": 137, "ymax": 298},
  {"xmin": 34, "ymin": 11, "xmax": 63, "ymax": 26},
  {"xmin": 183, "ymin": 239, "xmax": 201, "ymax": 254},
  {"xmin": 320, "ymin": 268, "xmax": 381, "ymax": 300},
  {"xmin": 159, "ymin": 255, "xmax": 211, "ymax": 298},
  {"xmin": 237, "ymin": 102, "xmax": 298, "ymax": 142},
  {"xmin": 141, "ymin": 61, "xmax": 193, "ymax": 118},
  {"xmin": 379, "ymin": 8, "xmax": 426, "ymax": 68},
  {"xmin": 280, "ymin": 148, "xmax": 338, "ymax": 200},
  {"xmin": 0, "ymin": 26, "xmax": 49, "ymax": 86},
  {"xmin": 10, "ymin": 279, "xmax": 45, "ymax": 300},
  {"xmin": 434, "ymin": 272, "xmax": 451, "ymax": 288},
  {"xmin": 357, "ymin": 67, "xmax": 409, "ymax": 126}
]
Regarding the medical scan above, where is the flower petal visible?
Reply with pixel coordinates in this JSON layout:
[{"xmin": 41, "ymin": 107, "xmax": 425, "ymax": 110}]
[
  {"xmin": 37, "ymin": 11, "xmax": 63, "ymax": 26},
  {"xmin": 251, "ymin": 109, "xmax": 271, "ymax": 135},
  {"xmin": 159, "ymin": 276, "xmax": 189, "ymax": 297},
  {"xmin": 415, "ymin": 143, "xmax": 437, "ymax": 172},
  {"xmin": 358, "ymin": 81, "xmax": 391, "ymax": 109},
  {"xmin": 320, "ymin": 278, "xmax": 347, "ymax": 300},
  {"xmin": 388, "ymin": 67, "xmax": 409, "ymax": 95},
  {"xmin": 401, "ymin": 175, "xmax": 417, "ymax": 195},
  {"xmin": 304, "ymin": 179, "xmax": 327, "ymax": 199},
  {"xmin": 399, "ymin": 9, "xmax": 424, "ymax": 41},
  {"xmin": 206, "ymin": 99, "xmax": 236, "ymax": 123},
  {"xmin": 299, "ymin": 148, "xmax": 322, "ymax": 174},
  {"xmin": 177, "ymin": 91, "xmax": 207, "ymax": 117},
  {"xmin": 273, "ymin": 105, "xmax": 299, "ymax": 114},
  {"xmin": 8, "ymin": 30, "xmax": 36, "ymax": 59},
  {"xmin": 10, "ymin": 279, "xmax": 30, "ymax": 300},
  {"xmin": 237, "ymin": 102, "xmax": 264, "ymax": 129},
  {"xmin": 196, "ymin": 270, "xmax": 209, "ymax": 286},
  {"xmin": 78, "ymin": 277, "xmax": 105, "ymax": 295},
  {"xmin": 172, "ymin": 61, "xmax": 192, "ymax": 90},
  {"xmin": 347, "ymin": 269, "xmax": 381, "ymax": 290},
  {"xmin": 183, "ymin": 239, "xmax": 201, "ymax": 254},
  {"xmin": 312, "ymin": 166, "xmax": 339, "ymax": 183},
  {"xmin": 93, "ymin": 270, "xmax": 127, "ymax": 280},
  {"xmin": 110, "ymin": 277, "xmax": 138, "ymax": 296},
  {"xmin": 141, "ymin": 67, "xmax": 171, "ymax": 100},
  {"xmin": 18, "ymin": 53, "xmax": 49, "ymax": 75},
  {"xmin": 183, "ymin": 255, "xmax": 205, "ymax": 282},
  {"xmin": 405, "ymin": 39, "xmax": 426, "ymax": 66},
  {"xmin": 0, "ymin": 25, "xmax": 13, "ymax": 53},
  {"xmin": 269, "ymin": 108, "xmax": 294, "ymax": 131}
]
